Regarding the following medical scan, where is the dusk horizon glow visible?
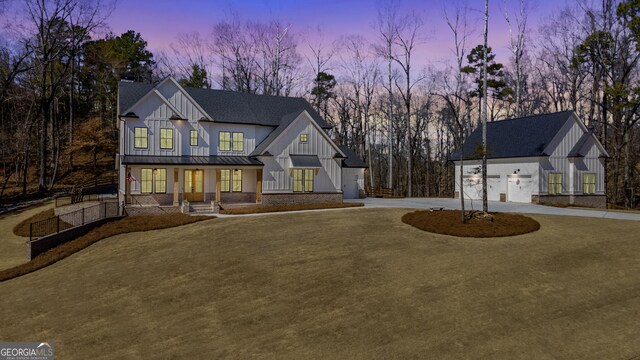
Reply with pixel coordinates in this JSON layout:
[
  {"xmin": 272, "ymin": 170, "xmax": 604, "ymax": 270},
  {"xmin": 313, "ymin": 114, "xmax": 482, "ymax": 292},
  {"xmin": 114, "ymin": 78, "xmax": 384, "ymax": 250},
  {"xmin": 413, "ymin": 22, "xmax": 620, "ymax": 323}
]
[{"xmin": 107, "ymin": 0, "xmax": 563, "ymax": 70}]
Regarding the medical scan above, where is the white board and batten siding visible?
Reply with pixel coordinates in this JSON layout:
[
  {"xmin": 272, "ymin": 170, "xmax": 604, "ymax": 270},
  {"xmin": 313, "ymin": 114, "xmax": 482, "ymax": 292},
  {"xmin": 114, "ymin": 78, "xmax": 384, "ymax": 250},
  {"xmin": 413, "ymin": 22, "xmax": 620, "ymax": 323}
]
[
  {"xmin": 542, "ymin": 115, "xmax": 605, "ymax": 195},
  {"xmin": 122, "ymin": 83, "xmax": 274, "ymax": 158},
  {"xmin": 261, "ymin": 113, "xmax": 342, "ymax": 193}
]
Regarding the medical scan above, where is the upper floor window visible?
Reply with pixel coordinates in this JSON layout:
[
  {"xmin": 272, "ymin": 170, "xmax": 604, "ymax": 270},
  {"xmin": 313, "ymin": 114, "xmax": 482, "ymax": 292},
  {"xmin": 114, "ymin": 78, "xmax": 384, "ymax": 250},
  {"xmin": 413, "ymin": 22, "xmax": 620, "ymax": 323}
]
[
  {"xmin": 293, "ymin": 168, "xmax": 314, "ymax": 192},
  {"xmin": 300, "ymin": 133, "xmax": 308, "ymax": 143},
  {"xmin": 549, "ymin": 173, "xmax": 563, "ymax": 195},
  {"xmin": 134, "ymin": 127, "xmax": 148, "ymax": 149},
  {"xmin": 219, "ymin": 131, "xmax": 244, "ymax": 151},
  {"xmin": 219, "ymin": 131, "xmax": 231, "ymax": 151},
  {"xmin": 190, "ymin": 130, "xmax": 198, "ymax": 146},
  {"xmin": 583, "ymin": 173, "xmax": 596, "ymax": 194},
  {"xmin": 159, "ymin": 128, "xmax": 173, "ymax": 149},
  {"xmin": 232, "ymin": 132, "xmax": 244, "ymax": 151}
]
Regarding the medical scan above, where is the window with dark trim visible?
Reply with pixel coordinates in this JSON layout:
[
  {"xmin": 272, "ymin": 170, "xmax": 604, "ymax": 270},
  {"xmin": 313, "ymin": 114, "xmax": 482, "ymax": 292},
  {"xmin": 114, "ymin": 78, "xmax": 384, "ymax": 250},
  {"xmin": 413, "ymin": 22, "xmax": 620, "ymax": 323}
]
[
  {"xmin": 134, "ymin": 127, "xmax": 148, "ymax": 148},
  {"xmin": 583, "ymin": 173, "xmax": 596, "ymax": 194},
  {"xmin": 159, "ymin": 128, "xmax": 173, "ymax": 149},
  {"xmin": 232, "ymin": 132, "xmax": 244, "ymax": 151},
  {"xmin": 219, "ymin": 131, "xmax": 231, "ymax": 151},
  {"xmin": 190, "ymin": 130, "xmax": 198, "ymax": 146},
  {"xmin": 220, "ymin": 169, "xmax": 242, "ymax": 192},
  {"xmin": 155, "ymin": 168, "xmax": 167, "ymax": 193},
  {"xmin": 293, "ymin": 168, "xmax": 314, "ymax": 192},
  {"xmin": 300, "ymin": 133, "xmax": 308, "ymax": 143},
  {"xmin": 549, "ymin": 173, "xmax": 563, "ymax": 195},
  {"xmin": 141, "ymin": 168, "xmax": 153, "ymax": 194}
]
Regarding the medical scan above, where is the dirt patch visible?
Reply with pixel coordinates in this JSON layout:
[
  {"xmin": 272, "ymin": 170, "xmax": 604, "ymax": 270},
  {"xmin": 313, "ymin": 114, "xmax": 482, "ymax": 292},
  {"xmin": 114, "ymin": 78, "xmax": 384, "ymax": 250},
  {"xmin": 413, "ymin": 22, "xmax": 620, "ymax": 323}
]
[
  {"xmin": 0, "ymin": 214, "xmax": 212, "ymax": 282},
  {"xmin": 402, "ymin": 210, "xmax": 540, "ymax": 237},
  {"xmin": 219, "ymin": 202, "xmax": 364, "ymax": 215}
]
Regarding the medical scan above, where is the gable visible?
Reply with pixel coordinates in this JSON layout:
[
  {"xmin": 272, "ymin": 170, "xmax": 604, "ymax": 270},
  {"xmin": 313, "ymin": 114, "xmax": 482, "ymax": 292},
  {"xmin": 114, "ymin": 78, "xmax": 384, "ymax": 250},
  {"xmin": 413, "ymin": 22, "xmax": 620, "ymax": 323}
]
[
  {"xmin": 252, "ymin": 111, "xmax": 344, "ymax": 158},
  {"xmin": 156, "ymin": 77, "xmax": 212, "ymax": 121},
  {"xmin": 123, "ymin": 89, "xmax": 185, "ymax": 120},
  {"xmin": 545, "ymin": 113, "xmax": 609, "ymax": 158}
]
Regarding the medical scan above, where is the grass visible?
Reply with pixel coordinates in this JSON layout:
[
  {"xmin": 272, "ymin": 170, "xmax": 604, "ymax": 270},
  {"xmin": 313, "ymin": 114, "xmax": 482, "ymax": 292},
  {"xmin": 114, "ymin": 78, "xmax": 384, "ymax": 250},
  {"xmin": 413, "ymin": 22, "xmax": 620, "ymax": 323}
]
[
  {"xmin": 402, "ymin": 210, "xmax": 541, "ymax": 237},
  {"xmin": 219, "ymin": 201, "xmax": 364, "ymax": 214},
  {"xmin": 0, "ymin": 213, "xmax": 212, "ymax": 283},
  {"xmin": 1, "ymin": 208, "xmax": 639, "ymax": 358}
]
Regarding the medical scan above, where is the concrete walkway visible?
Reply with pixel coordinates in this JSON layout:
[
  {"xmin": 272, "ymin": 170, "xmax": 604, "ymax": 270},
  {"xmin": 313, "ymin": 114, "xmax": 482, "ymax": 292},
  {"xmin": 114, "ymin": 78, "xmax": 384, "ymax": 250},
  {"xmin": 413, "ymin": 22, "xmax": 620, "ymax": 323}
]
[
  {"xmin": 0, "ymin": 201, "xmax": 54, "ymax": 270},
  {"xmin": 345, "ymin": 197, "xmax": 640, "ymax": 221}
]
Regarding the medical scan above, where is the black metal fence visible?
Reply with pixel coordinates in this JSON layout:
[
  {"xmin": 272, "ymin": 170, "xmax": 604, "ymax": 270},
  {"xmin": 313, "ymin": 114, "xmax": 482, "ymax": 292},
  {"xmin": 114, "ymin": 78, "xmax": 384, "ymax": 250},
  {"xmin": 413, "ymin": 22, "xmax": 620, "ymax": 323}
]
[
  {"xmin": 29, "ymin": 202, "xmax": 121, "ymax": 241},
  {"xmin": 54, "ymin": 193, "xmax": 114, "ymax": 208}
]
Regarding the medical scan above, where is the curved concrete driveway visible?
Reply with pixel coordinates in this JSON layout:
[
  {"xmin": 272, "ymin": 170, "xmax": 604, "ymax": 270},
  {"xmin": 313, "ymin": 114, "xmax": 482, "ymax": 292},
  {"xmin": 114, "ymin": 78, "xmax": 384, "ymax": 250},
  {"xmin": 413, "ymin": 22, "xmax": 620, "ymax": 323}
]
[{"xmin": 347, "ymin": 197, "xmax": 640, "ymax": 221}]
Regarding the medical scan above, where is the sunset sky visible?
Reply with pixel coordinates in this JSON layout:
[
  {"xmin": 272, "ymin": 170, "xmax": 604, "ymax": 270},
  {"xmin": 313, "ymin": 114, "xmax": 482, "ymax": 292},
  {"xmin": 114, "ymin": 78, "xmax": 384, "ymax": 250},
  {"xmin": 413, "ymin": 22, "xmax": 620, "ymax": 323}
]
[{"xmin": 106, "ymin": 0, "xmax": 563, "ymax": 67}]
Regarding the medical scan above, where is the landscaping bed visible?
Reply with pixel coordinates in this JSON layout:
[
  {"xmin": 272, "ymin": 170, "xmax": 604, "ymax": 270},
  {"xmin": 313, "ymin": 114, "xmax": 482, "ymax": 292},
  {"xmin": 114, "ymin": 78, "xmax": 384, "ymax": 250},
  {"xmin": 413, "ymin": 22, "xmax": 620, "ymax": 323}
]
[
  {"xmin": 219, "ymin": 202, "xmax": 364, "ymax": 215},
  {"xmin": 402, "ymin": 209, "xmax": 540, "ymax": 237},
  {"xmin": 0, "ymin": 213, "xmax": 212, "ymax": 282}
]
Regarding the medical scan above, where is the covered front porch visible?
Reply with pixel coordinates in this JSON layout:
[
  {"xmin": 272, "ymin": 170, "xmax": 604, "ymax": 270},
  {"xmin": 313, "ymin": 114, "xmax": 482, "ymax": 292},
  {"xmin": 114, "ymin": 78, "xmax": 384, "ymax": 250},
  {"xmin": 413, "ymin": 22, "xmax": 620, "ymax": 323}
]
[{"xmin": 122, "ymin": 156, "xmax": 264, "ymax": 210}]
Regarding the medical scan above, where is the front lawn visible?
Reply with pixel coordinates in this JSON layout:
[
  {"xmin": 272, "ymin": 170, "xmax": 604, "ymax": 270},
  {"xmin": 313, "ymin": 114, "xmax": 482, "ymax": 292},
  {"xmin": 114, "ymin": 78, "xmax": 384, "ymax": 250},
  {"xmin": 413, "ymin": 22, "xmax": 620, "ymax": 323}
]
[{"xmin": 0, "ymin": 208, "xmax": 639, "ymax": 359}]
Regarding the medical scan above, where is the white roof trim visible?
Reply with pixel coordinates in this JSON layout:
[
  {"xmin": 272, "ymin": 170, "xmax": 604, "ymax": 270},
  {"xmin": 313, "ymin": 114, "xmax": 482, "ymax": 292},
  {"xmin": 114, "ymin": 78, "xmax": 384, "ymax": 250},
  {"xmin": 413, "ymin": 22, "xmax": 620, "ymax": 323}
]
[
  {"xmin": 157, "ymin": 76, "xmax": 213, "ymax": 121},
  {"xmin": 122, "ymin": 89, "xmax": 186, "ymax": 120},
  {"xmin": 259, "ymin": 110, "xmax": 346, "ymax": 157}
]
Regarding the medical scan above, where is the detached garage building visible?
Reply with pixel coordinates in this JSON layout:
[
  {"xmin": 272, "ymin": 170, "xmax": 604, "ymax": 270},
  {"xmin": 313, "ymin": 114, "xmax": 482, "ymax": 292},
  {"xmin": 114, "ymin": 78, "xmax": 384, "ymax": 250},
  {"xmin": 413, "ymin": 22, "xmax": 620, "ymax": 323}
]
[{"xmin": 452, "ymin": 111, "xmax": 608, "ymax": 208}]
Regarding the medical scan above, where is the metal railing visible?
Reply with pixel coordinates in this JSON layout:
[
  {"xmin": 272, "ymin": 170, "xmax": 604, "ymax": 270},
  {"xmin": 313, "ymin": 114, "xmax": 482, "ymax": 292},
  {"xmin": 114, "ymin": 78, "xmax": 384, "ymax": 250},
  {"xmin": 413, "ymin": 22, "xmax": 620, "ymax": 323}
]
[
  {"xmin": 29, "ymin": 202, "xmax": 121, "ymax": 241},
  {"xmin": 55, "ymin": 193, "xmax": 115, "ymax": 207}
]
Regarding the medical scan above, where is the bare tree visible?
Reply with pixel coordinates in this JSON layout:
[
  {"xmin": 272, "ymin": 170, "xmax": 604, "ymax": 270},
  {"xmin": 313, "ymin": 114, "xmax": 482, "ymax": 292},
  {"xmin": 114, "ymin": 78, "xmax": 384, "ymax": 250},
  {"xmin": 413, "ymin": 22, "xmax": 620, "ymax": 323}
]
[
  {"xmin": 481, "ymin": 0, "xmax": 489, "ymax": 213},
  {"xmin": 503, "ymin": 0, "xmax": 530, "ymax": 117},
  {"xmin": 375, "ymin": 0, "xmax": 400, "ymax": 190},
  {"xmin": 392, "ymin": 12, "xmax": 425, "ymax": 197}
]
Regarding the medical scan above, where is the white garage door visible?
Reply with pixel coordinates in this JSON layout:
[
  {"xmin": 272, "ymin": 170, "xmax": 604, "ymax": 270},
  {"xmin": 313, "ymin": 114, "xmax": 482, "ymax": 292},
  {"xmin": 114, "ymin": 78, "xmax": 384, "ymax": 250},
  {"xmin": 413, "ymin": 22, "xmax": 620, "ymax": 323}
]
[
  {"xmin": 487, "ymin": 176, "xmax": 503, "ymax": 201},
  {"xmin": 461, "ymin": 176, "xmax": 482, "ymax": 200},
  {"xmin": 342, "ymin": 169, "xmax": 363, "ymax": 199},
  {"xmin": 462, "ymin": 175, "xmax": 502, "ymax": 201},
  {"xmin": 507, "ymin": 175, "xmax": 533, "ymax": 203}
]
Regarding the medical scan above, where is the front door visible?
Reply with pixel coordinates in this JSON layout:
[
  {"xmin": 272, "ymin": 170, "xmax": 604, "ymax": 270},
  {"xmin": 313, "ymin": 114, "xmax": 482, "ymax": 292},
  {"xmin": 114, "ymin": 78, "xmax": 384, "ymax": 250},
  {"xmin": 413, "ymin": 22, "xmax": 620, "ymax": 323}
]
[{"xmin": 184, "ymin": 169, "xmax": 204, "ymax": 202}]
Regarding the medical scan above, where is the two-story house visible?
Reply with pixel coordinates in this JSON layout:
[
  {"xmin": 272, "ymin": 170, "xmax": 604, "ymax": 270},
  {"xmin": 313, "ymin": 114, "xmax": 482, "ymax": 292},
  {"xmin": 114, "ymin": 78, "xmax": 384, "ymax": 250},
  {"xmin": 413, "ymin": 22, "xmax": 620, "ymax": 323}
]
[
  {"xmin": 118, "ymin": 76, "xmax": 367, "ymax": 211},
  {"xmin": 452, "ymin": 111, "xmax": 609, "ymax": 208}
]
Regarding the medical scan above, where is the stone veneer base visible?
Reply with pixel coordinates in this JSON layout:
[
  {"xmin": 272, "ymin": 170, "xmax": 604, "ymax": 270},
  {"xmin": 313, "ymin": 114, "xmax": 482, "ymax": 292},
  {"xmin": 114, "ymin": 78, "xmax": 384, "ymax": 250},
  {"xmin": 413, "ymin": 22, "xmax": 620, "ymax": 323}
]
[
  {"xmin": 532, "ymin": 194, "xmax": 607, "ymax": 208},
  {"xmin": 262, "ymin": 192, "xmax": 343, "ymax": 205}
]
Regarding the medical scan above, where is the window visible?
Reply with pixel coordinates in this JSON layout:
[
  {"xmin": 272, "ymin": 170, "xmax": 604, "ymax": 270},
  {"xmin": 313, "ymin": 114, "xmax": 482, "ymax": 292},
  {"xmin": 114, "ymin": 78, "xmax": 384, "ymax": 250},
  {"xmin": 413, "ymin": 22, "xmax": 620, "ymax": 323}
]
[
  {"xmin": 232, "ymin": 169, "xmax": 242, "ymax": 192},
  {"xmin": 141, "ymin": 168, "xmax": 153, "ymax": 194},
  {"xmin": 583, "ymin": 173, "xmax": 596, "ymax": 194},
  {"xmin": 232, "ymin": 132, "xmax": 244, "ymax": 151},
  {"xmin": 304, "ymin": 169, "xmax": 314, "ymax": 192},
  {"xmin": 300, "ymin": 133, "xmax": 308, "ymax": 143},
  {"xmin": 154, "ymin": 169, "xmax": 167, "ymax": 194},
  {"xmin": 160, "ymin": 128, "xmax": 173, "ymax": 149},
  {"xmin": 134, "ymin": 128, "xmax": 148, "ymax": 149},
  {"xmin": 293, "ymin": 168, "xmax": 314, "ymax": 192},
  {"xmin": 220, "ymin": 169, "xmax": 242, "ymax": 192},
  {"xmin": 549, "ymin": 173, "xmax": 563, "ymax": 195},
  {"xmin": 190, "ymin": 130, "xmax": 198, "ymax": 146},
  {"xmin": 219, "ymin": 131, "xmax": 231, "ymax": 151}
]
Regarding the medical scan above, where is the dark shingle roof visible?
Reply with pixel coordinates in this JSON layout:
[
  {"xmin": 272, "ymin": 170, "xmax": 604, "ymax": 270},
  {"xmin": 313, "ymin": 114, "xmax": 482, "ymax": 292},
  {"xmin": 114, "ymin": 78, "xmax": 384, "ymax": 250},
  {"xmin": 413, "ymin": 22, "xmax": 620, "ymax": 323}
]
[
  {"xmin": 118, "ymin": 80, "xmax": 332, "ymax": 129},
  {"xmin": 453, "ymin": 111, "xmax": 574, "ymax": 160},
  {"xmin": 338, "ymin": 145, "xmax": 368, "ymax": 168},
  {"xmin": 249, "ymin": 112, "xmax": 299, "ymax": 156},
  {"xmin": 118, "ymin": 81, "xmax": 154, "ymax": 114},
  {"xmin": 121, "ymin": 155, "xmax": 263, "ymax": 166}
]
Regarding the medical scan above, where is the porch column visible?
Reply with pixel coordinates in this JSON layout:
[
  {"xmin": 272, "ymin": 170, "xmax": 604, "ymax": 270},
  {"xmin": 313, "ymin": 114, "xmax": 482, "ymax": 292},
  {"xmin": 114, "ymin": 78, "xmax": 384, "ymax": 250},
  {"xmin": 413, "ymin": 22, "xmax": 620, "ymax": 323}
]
[
  {"xmin": 125, "ymin": 166, "xmax": 131, "ymax": 205},
  {"xmin": 215, "ymin": 169, "xmax": 221, "ymax": 203},
  {"xmin": 173, "ymin": 168, "xmax": 179, "ymax": 206},
  {"xmin": 256, "ymin": 169, "xmax": 262, "ymax": 203}
]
